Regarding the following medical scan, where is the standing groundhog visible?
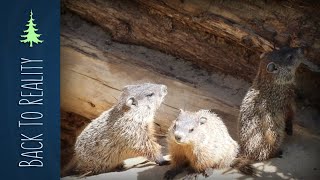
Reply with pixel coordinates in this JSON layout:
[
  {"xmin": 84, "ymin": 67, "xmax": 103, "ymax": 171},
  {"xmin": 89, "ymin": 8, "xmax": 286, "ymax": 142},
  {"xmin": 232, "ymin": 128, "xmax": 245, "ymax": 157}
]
[
  {"xmin": 62, "ymin": 83, "xmax": 169, "ymax": 176},
  {"xmin": 164, "ymin": 109, "xmax": 255, "ymax": 180},
  {"xmin": 238, "ymin": 47, "xmax": 318, "ymax": 161}
]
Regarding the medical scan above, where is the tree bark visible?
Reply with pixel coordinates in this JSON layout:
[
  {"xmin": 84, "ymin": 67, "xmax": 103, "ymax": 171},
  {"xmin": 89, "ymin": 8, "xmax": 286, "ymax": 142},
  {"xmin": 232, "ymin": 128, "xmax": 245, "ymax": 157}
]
[
  {"xmin": 62, "ymin": 0, "xmax": 320, "ymax": 108},
  {"xmin": 61, "ymin": 33, "xmax": 242, "ymax": 134}
]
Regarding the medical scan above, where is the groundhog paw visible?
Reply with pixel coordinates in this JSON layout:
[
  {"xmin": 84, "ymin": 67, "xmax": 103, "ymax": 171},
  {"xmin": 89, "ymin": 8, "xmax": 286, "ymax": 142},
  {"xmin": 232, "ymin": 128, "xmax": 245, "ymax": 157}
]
[
  {"xmin": 202, "ymin": 168, "xmax": 213, "ymax": 177},
  {"xmin": 277, "ymin": 150, "xmax": 283, "ymax": 158},
  {"xmin": 114, "ymin": 163, "xmax": 125, "ymax": 172},
  {"xmin": 285, "ymin": 128, "xmax": 293, "ymax": 136},
  {"xmin": 272, "ymin": 150, "xmax": 283, "ymax": 159},
  {"xmin": 182, "ymin": 173, "xmax": 198, "ymax": 180},
  {"xmin": 156, "ymin": 157, "xmax": 170, "ymax": 166}
]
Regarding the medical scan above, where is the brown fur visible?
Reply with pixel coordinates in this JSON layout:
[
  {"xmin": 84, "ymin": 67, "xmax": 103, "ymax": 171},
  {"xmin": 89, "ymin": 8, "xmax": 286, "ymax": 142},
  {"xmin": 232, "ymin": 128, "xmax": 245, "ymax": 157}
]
[
  {"xmin": 165, "ymin": 110, "xmax": 255, "ymax": 180},
  {"xmin": 61, "ymin": 83, "xmax": 168, "ymax": 177},
  {"xmin": 238, "ymin": 47, "xmax": 306, "ymax": 161}
]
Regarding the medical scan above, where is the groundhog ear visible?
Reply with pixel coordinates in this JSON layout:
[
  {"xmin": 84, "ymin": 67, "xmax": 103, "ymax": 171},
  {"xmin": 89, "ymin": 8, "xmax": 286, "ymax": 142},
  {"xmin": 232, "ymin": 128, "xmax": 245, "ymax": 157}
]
[
  {"xmin": 126, "ymin": 97, "xmax": 138, "ymax": 107},
  {"xmin": 122, "ymin": 86, "xmax": 129, "ymax": 92},
  {"xmin": 266, "ymin": 62, "xmax": 278, "ymax": 73},
  {"xmin": 199, "ymin": 117, "xmax": 207, "ymax": 125}
]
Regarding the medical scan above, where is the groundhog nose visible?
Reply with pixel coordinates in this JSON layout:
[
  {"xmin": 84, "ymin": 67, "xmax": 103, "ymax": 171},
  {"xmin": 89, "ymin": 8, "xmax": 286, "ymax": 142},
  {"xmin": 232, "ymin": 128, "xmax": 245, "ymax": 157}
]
[{"xmin": 175, "ymin": 134, "xmax": 181, "ymax": 142}]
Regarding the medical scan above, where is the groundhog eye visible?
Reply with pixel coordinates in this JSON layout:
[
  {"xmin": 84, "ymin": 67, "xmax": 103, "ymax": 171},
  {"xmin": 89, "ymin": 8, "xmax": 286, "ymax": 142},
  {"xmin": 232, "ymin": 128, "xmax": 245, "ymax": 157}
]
[
  {"xmin": 189, "ymin": 128, "xmax": 194, "ymax": 133},
  {"xmin": 266, "ymin": 62, "xmax": 278, "ymax": 73},
  {"xmin": 146, "ymin": 92, "xmax": 155, "ymax": 97},
  {"xmin": 173, "ymin": 124, "xmax": 176, "ymax": 130}
]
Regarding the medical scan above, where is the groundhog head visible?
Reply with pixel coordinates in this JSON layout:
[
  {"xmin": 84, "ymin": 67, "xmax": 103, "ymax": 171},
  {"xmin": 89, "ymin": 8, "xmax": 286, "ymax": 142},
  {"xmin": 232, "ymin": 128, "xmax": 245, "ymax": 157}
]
[
  {"xmin": 259, "ymin": 47, "xmax": 305, "ymax": 84},
  {"xmin": 171, "ymin": 109, "xmax": 210, "ymax": 144},
  {"xmin": 117, "ymin": 83, "xmax": 167, "ymax": 121},
  {"xmin": 259, "ymin": 47, "xmax": 319, "ymax": 84}
]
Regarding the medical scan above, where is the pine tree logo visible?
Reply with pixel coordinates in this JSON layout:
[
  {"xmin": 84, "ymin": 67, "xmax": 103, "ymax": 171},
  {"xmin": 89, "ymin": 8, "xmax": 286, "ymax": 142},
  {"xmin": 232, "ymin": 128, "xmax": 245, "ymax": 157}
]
[{"xmin": 20, "ymin": 10, "xmax": 44, "ymax": 47}]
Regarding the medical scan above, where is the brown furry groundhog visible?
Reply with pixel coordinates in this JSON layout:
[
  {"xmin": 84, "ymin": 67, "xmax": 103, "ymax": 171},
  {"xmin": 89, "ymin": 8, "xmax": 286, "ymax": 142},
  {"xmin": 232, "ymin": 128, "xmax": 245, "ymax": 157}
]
[
  {"xmin": 62, "ymin": 83, "xmax": 169, "ymax": 176},
  {"xmin": 164, "ymin": 109, "xmax": 255, "ymax": 180},
  {"xmin": 238, "ymin": 47, "xmax": 319, "ymax": 161}
]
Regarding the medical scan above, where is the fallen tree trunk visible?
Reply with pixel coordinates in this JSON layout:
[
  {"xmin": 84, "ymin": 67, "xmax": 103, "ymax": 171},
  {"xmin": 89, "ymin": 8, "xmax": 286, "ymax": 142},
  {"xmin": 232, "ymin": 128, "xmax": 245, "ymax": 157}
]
[
  {"xmin": 61, "ymin": 33, "xmax": 244, "ymax": 134},
  {"xmin": 62, "ymin": 0, "xmax": 320, "ymax": 108},
  {"xmin": 63, "ymin": 0, "xmax": 265, "ymax": 81}
]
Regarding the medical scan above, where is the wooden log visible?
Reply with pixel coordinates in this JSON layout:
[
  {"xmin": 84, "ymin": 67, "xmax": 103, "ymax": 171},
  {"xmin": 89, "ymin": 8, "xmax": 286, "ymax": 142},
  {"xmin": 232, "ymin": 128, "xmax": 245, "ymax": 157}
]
[
  {"xmin": 60, "ymin": 32, "xmax": 248, "ymax": 134},
  {"xmin": 63, "ymin": 0, "xmax": 320, "ymax": 80},
  {"xmin": 62, "ymin": 0, "xmax": 261, "ymax": 81},
  {"xmin": 62, "ymin": 0, "xmax": 320, "ymax": 108}
]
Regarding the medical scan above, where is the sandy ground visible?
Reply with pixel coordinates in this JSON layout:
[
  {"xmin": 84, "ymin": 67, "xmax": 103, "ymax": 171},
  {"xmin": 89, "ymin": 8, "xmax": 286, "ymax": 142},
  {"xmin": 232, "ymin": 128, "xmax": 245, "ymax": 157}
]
[{"xmin": 61, "ymin": 13, "xmax": 320, "ymax": 180}]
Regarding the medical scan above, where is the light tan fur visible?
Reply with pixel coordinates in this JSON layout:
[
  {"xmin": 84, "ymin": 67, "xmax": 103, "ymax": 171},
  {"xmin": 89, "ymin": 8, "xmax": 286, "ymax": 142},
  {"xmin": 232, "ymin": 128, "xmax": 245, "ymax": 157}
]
[{"xmin": 62, "ymin": 83, "xmax": 168, "ymax": 176}]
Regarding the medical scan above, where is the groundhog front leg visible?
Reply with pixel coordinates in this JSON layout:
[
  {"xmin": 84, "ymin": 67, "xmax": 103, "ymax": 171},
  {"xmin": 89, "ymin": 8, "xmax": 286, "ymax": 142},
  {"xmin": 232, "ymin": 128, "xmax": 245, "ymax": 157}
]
[
  {"xmin": 155, "ymin": 154, "xmax": 170, "ymax": 166},
  {"xmin": 201, "ymin": 168, "xmax": 213, "ymax": 177},
  {"xmin": 114, "ymin": 162, "xmax": 125, "ymax": 172},
  {"xmin": 285, "ymin": 118, "xmax": 293, "ymax": 136},
  {"xmin": 182, "ymin": 168, "xmax": 200, "ymax": 180},
  {"xmin": 183, "ymin": 167, "xmax": 212, "ymax": 179},
  {"xmin": 164, "ymin": 152, "xmax": 188, "ymax": 179},
  {"xmin": 140, "ymin": 140, "xmax": 169, "ymax": 166}
]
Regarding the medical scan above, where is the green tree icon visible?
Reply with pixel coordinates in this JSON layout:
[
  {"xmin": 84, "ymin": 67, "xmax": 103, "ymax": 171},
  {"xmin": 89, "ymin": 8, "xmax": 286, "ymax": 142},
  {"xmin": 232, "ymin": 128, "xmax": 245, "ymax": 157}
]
[{"xmin": 20, "ymin": 10, "xmax": 44, "ymax": 47}]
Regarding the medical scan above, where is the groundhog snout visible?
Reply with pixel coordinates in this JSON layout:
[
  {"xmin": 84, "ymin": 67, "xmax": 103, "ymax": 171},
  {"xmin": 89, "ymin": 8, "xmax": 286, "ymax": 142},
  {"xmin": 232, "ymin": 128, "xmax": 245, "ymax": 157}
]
[
  {"xmin": 174, "ymin": 131, "xmax": 185, "ymax": 143},
  {"xmin": 175, "ymin": 134, "xmax": 182, "ymax": 142}
]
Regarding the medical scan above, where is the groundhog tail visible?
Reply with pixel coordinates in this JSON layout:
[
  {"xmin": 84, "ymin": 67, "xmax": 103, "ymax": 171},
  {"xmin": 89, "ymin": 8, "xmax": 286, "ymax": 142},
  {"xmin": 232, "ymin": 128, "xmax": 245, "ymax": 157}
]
[{"xmin": 231, "ymin": 157, "xmax": 256, "ymax": 176}]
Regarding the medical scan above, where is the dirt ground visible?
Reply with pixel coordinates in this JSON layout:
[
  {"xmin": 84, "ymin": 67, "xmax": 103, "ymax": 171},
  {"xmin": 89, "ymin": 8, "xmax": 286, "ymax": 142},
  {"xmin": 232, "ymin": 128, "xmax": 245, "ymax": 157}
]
[{"xmin": 60, "ymin": 13, "xmax": 320, "ymax": 180}]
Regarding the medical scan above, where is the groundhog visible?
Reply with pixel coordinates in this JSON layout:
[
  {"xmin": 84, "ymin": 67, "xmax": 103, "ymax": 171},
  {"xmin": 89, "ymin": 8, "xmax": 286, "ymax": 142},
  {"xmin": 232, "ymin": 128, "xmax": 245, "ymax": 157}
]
[
  {"xmin": 238, "ymin": 47, "xmax": 319, "ymax": 161},
  {"xmin": 62, "ymin": 83, "xmax": 169, "ymax": 176},
  {"xmin": 164, "ymin": 109, "xmax": 255, "ymax": 180}
]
